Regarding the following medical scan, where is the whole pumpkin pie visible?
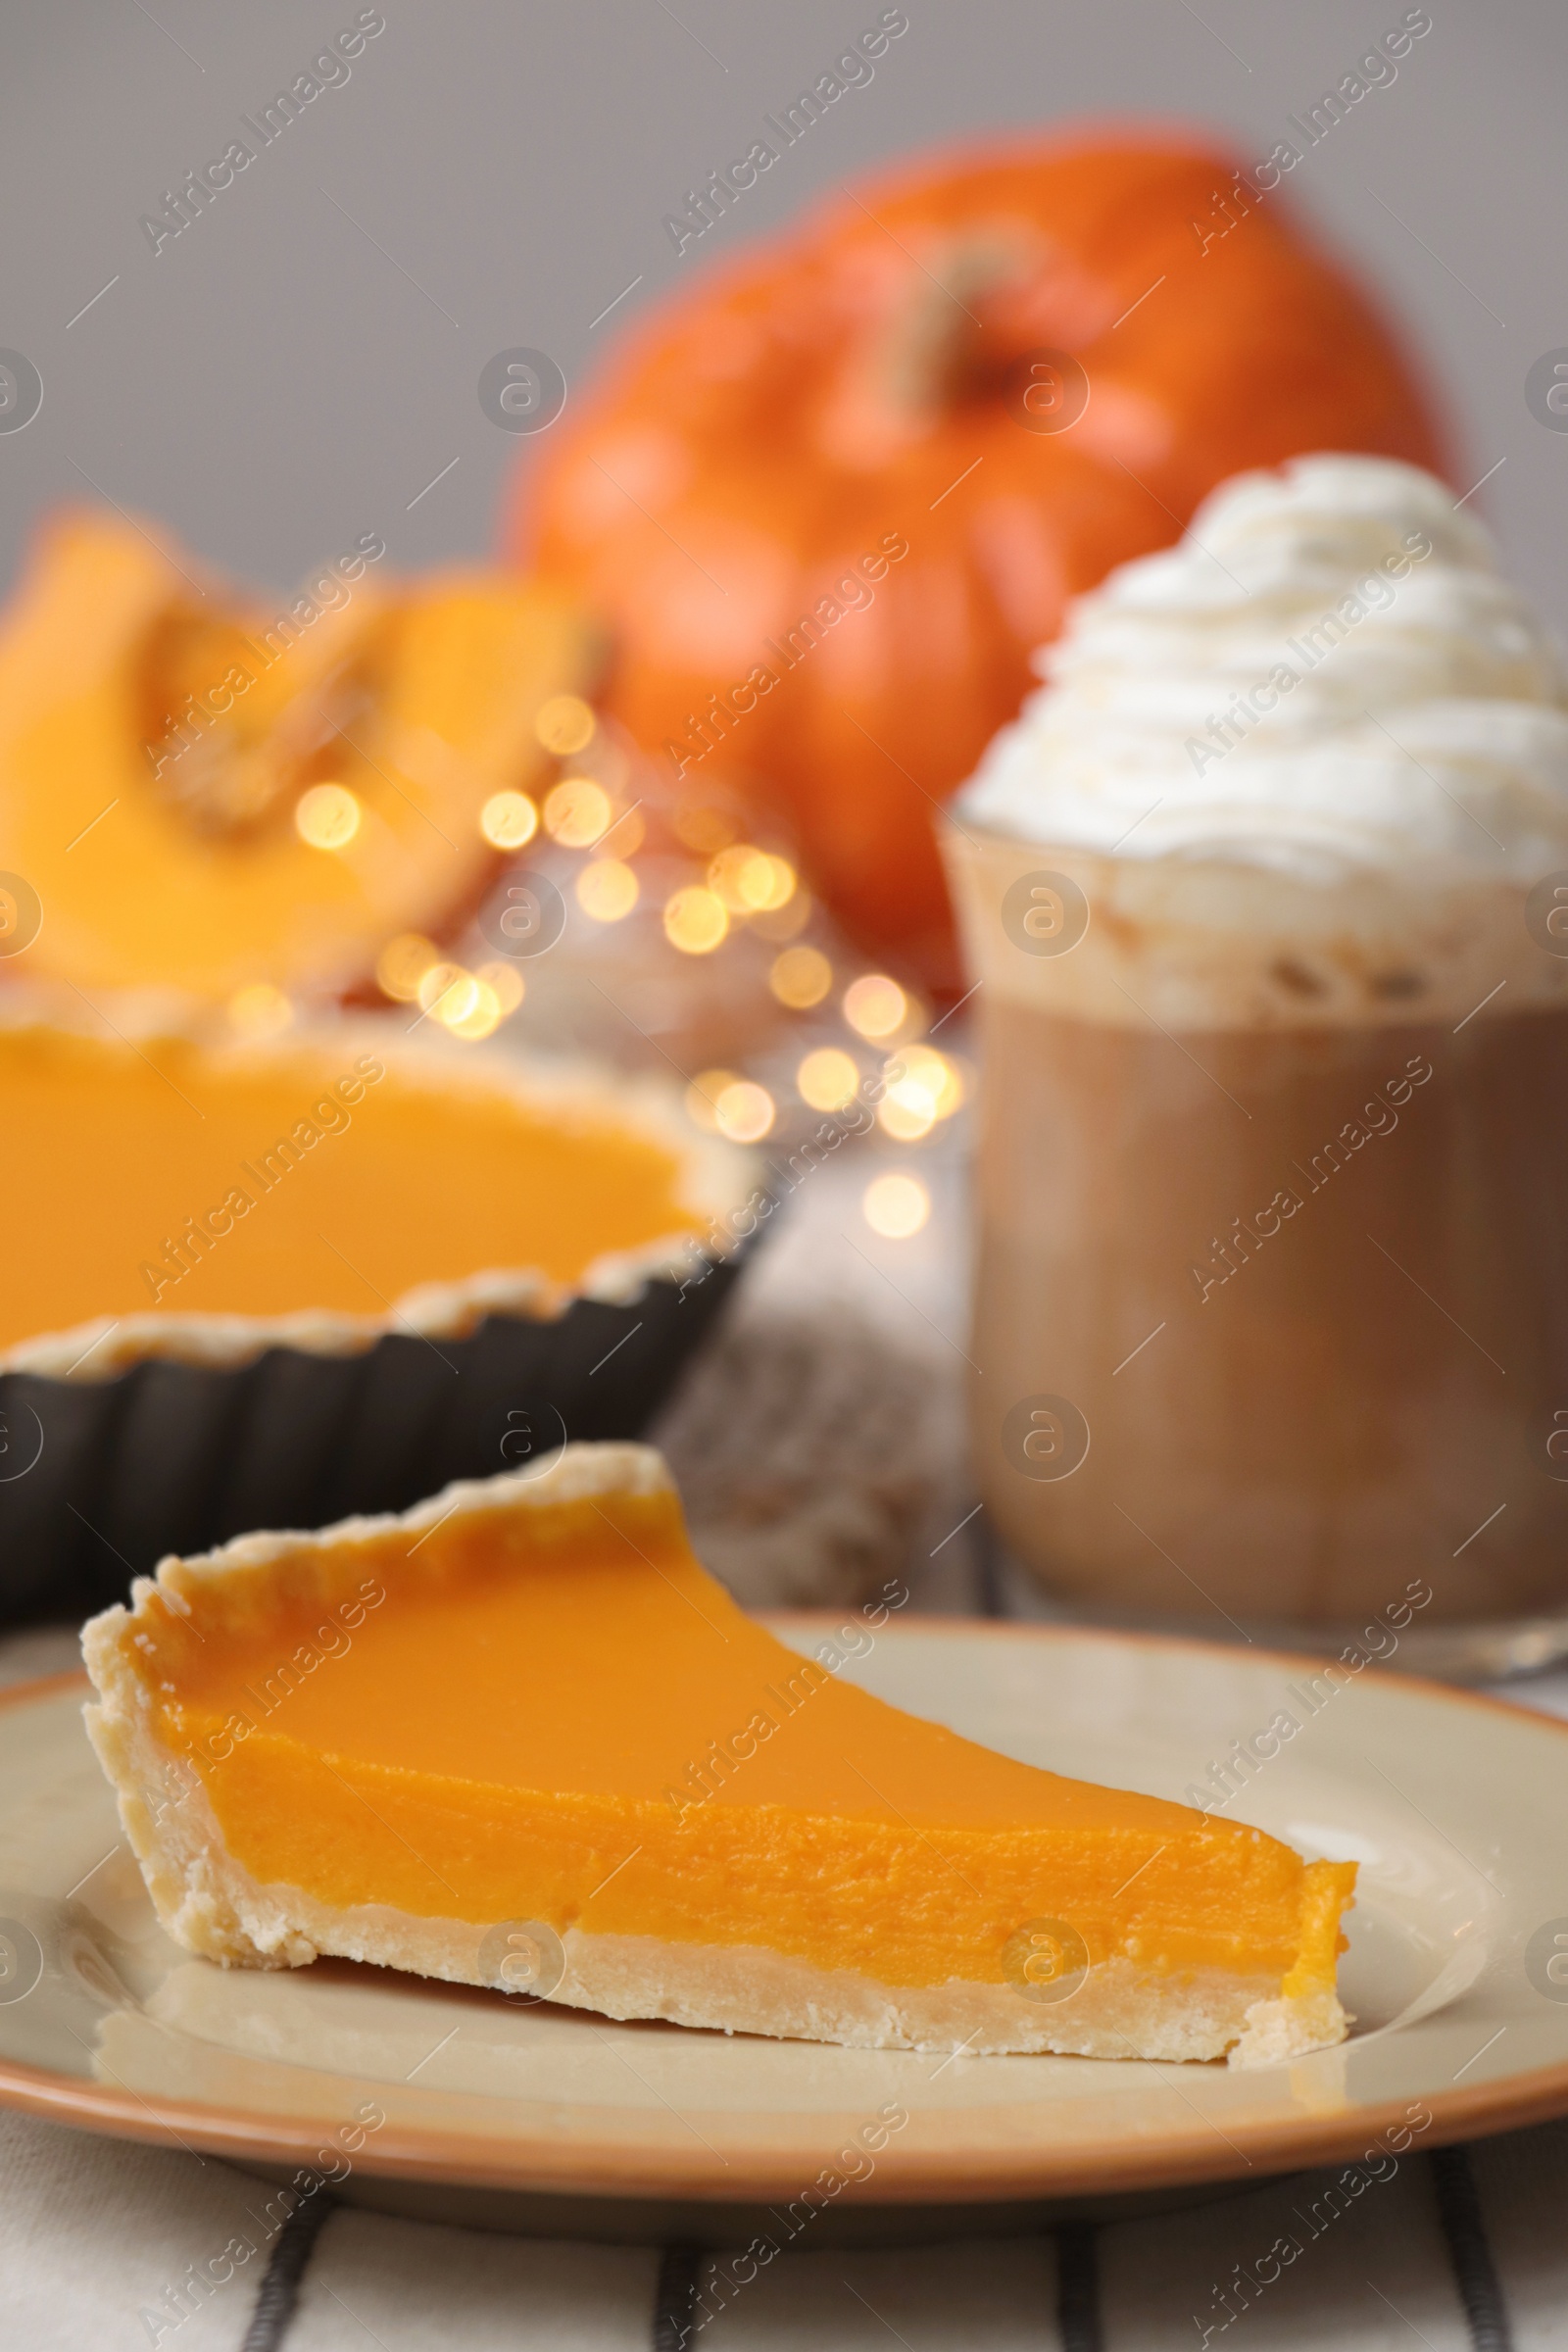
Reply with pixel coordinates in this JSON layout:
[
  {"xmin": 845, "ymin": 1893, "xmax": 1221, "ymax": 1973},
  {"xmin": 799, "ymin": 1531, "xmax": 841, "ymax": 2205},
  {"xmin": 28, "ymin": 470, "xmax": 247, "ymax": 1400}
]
[
  {"xmin": 0, "ymin": 1012, "xmax": 754, "ymax": 1617},
  {"xmin": 83, "ymin": 1444, "xmax": 1354, "ymax": 2065},
  {"xmin": 0, "ymin": 1013, "xmax": 746, "ymax": 1377}
]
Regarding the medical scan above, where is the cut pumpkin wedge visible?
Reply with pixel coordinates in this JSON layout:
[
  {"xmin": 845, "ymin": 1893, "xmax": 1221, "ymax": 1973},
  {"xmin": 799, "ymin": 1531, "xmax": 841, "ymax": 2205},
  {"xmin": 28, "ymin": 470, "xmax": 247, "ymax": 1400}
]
[{"xmin": 0, "ymin": 510, "xmax": 599, "ymax": 1004}]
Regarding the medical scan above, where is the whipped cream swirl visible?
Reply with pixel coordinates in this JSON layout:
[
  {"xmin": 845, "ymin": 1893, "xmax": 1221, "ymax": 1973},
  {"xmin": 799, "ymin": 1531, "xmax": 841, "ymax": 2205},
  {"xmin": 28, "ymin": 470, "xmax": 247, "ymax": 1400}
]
[{"xmin": 956, "ymin": 455, "xmax": 1568, "ymax": 882}]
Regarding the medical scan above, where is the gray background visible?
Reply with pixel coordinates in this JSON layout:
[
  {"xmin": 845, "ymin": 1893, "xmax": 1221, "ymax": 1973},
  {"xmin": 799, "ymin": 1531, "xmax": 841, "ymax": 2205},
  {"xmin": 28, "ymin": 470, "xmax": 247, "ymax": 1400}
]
[{"xmin": 2, "ymin": 0, "xmax": 1563, "ymax": 621}]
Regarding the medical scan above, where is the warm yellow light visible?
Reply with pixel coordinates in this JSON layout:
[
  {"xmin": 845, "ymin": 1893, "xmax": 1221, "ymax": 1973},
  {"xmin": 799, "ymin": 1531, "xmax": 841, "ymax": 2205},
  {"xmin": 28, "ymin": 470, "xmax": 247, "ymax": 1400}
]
[
  {"xmin": 748, "ymin": 853, "xmax": 796, "ymax": 911},
  {"xmin": 708, "ymin": 845, "xmax": 763, "ymax": 912},
  {"xmin": 714, "ymin": 1080, "xmax": 774, "ymax": 1143},
  {"xmin": 434, "ymin": 972, "xmax": 482, "ymax": 1029},
  {"xmin": 707, "ymin": 846, "xmax": 797, "ymax": 915},
  {"xmin": 476, "ymin": 960, "xmax": 525, "ymax": 1014},
  {"xmin": 663, "ymin": 885, "xmax": 729, "ymax": 955},
  {"xmin": 863, "ymin": 1172, "xmax": 930, "ymax": 1239},
  {"xmin": 575, "ymin": 858, "xmax": 640, "ymax": 922},
  {"xmin": 797, "ymin": 1047, "xmax": 860, "ymax": 1111},
  {"xmin": 416, "ymin": 960, "xmax": 468, "ymax": 1015},
  {"xmin": 376, "ymin": 933, "xmax": 439, "ymax": 1004},
  {"xmin": 877, "ymin": 1081, "xmax": 936, "ymax": 1143},
  {"xmin": 896, "ymin": 1045, "xmax": 964, "ymax": 1121},
  {"xmin": 226, "ymin": 983, "xmax": 293, "ymax": 1039},
  {"xmin": 544, "ymin": 776, "xmax": 612, "ymax": 848},
  {"xmin": 443, "ymin": 977, "xmax": 502, "ymax": 1043},
  {"xmin": 534, "ymin": 693, "xmax": 596, "ymax": 757},
  {"xmin": 295, "ymin": 782, "xmax": 362, "ymax": 850},
  {"xmin": 876, "ymin": 1045, "xmax": 962, "ymax": 1139},
  {"xmin": 685, "ymin": 1068, "xmax": 742, "ymax": 1133},
  {"xmin": 844, "ymin": 973, "xmax": 907, "ymax": 1040},
  {"xmin": 769, "ymin": 945, "xmax": 832, "ymax": 1009},
  {"xmin": 480, "ymin": 789, "xmax": 539, "ymax": 851}
]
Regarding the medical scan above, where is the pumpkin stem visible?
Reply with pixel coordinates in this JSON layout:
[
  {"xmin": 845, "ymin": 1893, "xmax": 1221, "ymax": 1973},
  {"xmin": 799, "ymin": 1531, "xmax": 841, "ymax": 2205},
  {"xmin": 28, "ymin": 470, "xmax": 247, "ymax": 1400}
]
[{"xmin": 877, "ymin": 227, "xmax": 1035, "ymax": 423}]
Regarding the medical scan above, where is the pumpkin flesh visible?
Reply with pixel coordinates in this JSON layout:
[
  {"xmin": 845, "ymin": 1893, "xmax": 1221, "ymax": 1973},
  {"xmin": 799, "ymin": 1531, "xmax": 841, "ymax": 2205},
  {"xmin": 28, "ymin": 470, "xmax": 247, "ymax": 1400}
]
[{"xmin": 0, "ymin": 512, "xmax": 598, "ymax": 1003}]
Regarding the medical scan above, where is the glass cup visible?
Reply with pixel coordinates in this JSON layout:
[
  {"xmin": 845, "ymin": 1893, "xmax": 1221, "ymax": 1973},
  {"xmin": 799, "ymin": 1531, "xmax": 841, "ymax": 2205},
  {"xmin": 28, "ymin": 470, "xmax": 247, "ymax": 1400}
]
[{"xmin": 943, "ymin": 821, "xmax": 1568, "ymax": 1636}]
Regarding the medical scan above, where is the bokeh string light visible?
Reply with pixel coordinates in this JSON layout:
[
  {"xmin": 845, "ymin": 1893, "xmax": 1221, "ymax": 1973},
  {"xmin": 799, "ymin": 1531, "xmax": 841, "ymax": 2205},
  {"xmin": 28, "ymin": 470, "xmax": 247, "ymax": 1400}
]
[
  {"xmin": 797, "ymin": 1047, "xmax": 859, "ymax": 1111},
  {"xmin": 663, "ymin": 884, "xmax": 729, "ymax": 956},
  {"xmin": 769, "ymin": 944, "xmax": 832, "ymax": 1008},
  {"xmin": 295, "ymin": 781, "xmax": 362, "ymax": 850},
  {"xmin": 576, "ymin": 858, "xmax": 639, "ymax": 922},
  {"xmin": 863, "ymin": 1172, "xmax": 931, "ymax": 1239},
  {"xmin": 366, "ymin": 710, "xmax": 969, "ymax": 1240},
  {"xmin": 544, "ymin": 776, "xmax": 612, "ymax": 847},
  {"xmin": 843, "ymin": 973, "xmax": 910, "ymax": 1041},
  {"xmin": 712, "ymin": 1078, "xmax": 775, "ymax": 1143},
  {"xmin": 476, "ymin": 961, "xmax": 525, "ymax": 1014},
  {"xmin": 685, "ymin": 1068, "xmax": 741, "ymax": 1132},
  {"xmin": 480, "ymin": 790, "xmax": 538, "ymax": 850},
  {"xmin": 533, "ymin": 694, "xmax": 597, "ymax": 758}
]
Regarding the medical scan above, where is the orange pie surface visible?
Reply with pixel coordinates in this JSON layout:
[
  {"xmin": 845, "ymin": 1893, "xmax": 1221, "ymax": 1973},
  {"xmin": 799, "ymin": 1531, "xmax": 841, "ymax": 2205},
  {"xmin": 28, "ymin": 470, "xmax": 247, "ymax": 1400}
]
[
  {"xmin": 85, "ymin": 1449, "xmax": 1354, "ymax": 2042},
  {"xmin": 0, "ymin": 1025, "xmax": 712, "ymax": 1353}
]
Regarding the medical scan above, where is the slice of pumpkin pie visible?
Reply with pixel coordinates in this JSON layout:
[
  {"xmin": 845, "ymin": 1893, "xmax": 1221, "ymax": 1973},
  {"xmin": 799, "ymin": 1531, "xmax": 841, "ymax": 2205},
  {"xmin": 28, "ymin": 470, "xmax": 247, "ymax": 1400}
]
[{"xmin": 82, "ymin": 1445, "xmax": 1353, "ymax": 2065}]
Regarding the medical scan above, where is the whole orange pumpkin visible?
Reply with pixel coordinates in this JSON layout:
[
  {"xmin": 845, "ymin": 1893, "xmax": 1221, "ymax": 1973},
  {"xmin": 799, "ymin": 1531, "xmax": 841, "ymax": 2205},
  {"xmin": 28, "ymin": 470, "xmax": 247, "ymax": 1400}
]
[{"xmin": 512, "ymin": 133, "xmax": 1448, "ymax": 991}]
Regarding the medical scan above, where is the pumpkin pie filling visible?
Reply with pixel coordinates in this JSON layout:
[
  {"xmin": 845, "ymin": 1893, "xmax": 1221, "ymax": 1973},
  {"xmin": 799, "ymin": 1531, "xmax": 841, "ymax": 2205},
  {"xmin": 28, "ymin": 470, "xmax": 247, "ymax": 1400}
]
[
  {"xmin": 0, "ymin": 1022, "xmax": 735, "ymax": 1369},
  {"xmin": 84, "ymin": 1446, "xmax": 1355, "ymax": 2064}
]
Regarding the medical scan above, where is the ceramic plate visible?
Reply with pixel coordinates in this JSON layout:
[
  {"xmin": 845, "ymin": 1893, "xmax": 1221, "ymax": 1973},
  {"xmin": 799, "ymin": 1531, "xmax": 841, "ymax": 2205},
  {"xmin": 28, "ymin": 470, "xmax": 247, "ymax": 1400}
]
[{"xmin": 1, "ymin": 1619, "xmax": 1566, "ymax": 2233}]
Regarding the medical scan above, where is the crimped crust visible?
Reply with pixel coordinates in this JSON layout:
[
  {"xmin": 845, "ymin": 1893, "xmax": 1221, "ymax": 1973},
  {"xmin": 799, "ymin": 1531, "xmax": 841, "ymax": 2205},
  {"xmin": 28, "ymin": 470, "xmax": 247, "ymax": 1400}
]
[
  {"xmin": 0, "ymin": 998, "xmax": 755, "ymax": 1381},
  {"xmin": 82, "ymin": 1446, "xmax": 1349, "ymax": 2068}
]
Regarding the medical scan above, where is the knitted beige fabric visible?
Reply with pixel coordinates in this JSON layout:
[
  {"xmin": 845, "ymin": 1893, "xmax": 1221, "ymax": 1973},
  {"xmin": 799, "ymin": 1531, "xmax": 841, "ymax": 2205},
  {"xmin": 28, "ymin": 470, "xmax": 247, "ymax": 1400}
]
[{"xmin": 652, "ymin": 1296, "xmax": 961, "ymax": 1609}]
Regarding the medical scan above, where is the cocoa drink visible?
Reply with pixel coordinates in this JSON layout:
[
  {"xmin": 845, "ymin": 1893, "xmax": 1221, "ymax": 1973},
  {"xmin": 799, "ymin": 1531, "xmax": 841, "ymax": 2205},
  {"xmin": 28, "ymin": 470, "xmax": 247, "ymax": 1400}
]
[{"xmin": 948, "ymin": 457, "xmax": 1568, "ymax": 1627}]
